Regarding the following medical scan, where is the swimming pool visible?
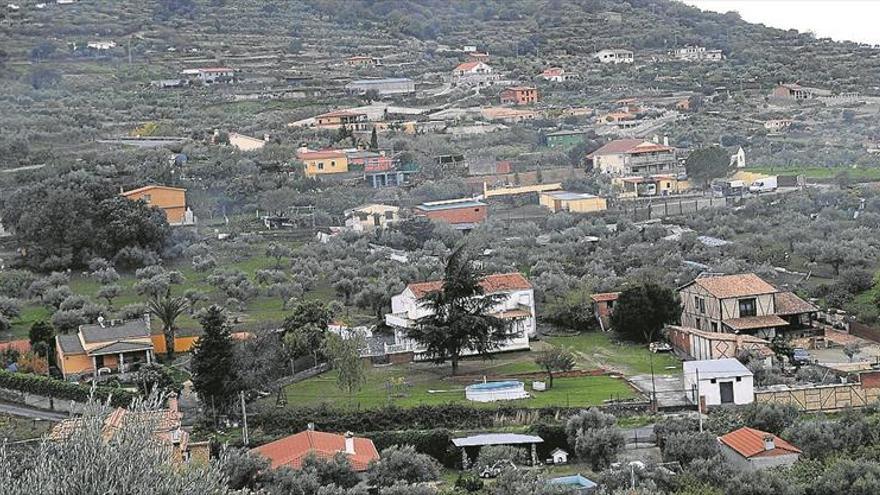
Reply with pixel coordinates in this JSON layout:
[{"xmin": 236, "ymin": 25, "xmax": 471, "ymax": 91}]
[{"xmin": 465, "ymin": 380, "xmax": 529, "ymax": 402}]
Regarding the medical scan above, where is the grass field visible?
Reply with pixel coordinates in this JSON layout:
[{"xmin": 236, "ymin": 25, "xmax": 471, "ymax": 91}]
[
  {"xmin": 279, "ymin": 365, "xmax": 635, "ymax": 410},
  {"xmin": 546, "ymin": 332, "xmax": 680, "ymax": 375},
  {"xmin": 747, "ymin": 165, "xmax": 880, "ymax": 181},
  {"xmin": 0, "ymin": 413, "xmax": 54, "ymax": 442}
]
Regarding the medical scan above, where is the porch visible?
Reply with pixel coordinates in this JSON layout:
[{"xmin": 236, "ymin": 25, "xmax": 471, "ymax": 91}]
[{"xmin": 89, "ymin": 344, "xmax": 155, "ymax": 377}]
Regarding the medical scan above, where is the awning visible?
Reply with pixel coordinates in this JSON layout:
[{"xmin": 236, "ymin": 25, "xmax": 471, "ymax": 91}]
[
  {"xmin": 452, "ymin": 433, "xmax": 543, "ymax": 448},
  {"xmin": 724, "ymin": 315, "xmax": 789, "ymax": 331}
]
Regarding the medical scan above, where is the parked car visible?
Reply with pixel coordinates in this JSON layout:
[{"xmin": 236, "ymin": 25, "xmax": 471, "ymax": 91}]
[
  {"xmin": 650, "ymin": 341, "xmax": 672, "ymax": 353},
  {"xmin": 791, "ymin": 348, "xmax": 811, "ymax": 365}
]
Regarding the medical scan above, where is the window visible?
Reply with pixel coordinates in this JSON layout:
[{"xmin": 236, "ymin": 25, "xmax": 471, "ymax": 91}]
[
  {"xmin": 739, "ymin": 298, "xmax": 757, "ymax": 317},
  {"xmin": 384, "ymin": 211, "xmax": 394, "ymax": 220},
  {"xmin": 330, "ymin": 161, "xmax": 336, "ymax": 167},
  {"xmin": 711, "ymin": 322, "xmax": 718, "ymax": 332},
  {"xmin": 695, "ymin": 318, "xmax": 701, "ymax": 329},
  {"xmin": 142, "ymin": 194, "xmax": 152, "ymax": 203},
  {"xmin": 695, "ymin": 296, "xmax": 705, "ymax": 314},
  {"xmin": 317, "ymin": 162, "xmax": 324, "ymax": 170}
]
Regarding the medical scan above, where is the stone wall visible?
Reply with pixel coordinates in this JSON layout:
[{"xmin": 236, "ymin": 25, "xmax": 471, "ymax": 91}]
[
  {"xmin": 755, "ymin": 377, "xmax": 880, "ymax": 412},
  {"xmin": 0, "ymin": 386, "xmax": 86, "ymax": 415}
]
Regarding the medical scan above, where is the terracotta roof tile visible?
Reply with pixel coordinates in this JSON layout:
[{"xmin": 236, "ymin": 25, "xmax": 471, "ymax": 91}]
[
  {"xmin": 724, "ymin": 315, "xmax": 789, "ymax": 331},
  {"xmin": 587, "ymin": 139, "xmax": 673, "ymax": 158},
  {"xmin": 408, "ymin": 273, "xmax": 531, "ymax": 299},
  {"xmin": 775, "ymin": 292, "xmax": 818, "ymax": 315},
  {"xmin": 590, "ymin": 292, "xmax": 620, "ymax": 303},
  {"xmin": 718, "ymin": 427, "xmax": 801, "ymax": 459},
  {"xmin": 455, "ymin": 61, "xmax": 486, "ymax": 71},
  {"xmin": 250, "ymin": 431, "xmax": 379, "ymax": 471},
  {"xmin": 690, "ymin": 273, "xmax": 778, "ymax": 299}
]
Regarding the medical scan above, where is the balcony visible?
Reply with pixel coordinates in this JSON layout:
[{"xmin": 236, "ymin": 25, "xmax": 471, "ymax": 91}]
[{"xmin": 384, "ymin": 312, "xmax": 413, "ymax": 329}]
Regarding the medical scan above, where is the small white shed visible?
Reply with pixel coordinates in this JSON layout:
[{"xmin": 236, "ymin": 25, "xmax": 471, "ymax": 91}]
[
  {"xmin": 550, "ymin": 448, "xmax": 569, "ymax": 464},
  {"xmin": 683, "ymin": 358, "xmax": 754, "ymax": 409}
]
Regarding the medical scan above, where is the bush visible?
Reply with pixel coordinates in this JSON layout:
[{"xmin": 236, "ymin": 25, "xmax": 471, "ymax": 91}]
[
  {"xmin": 367, "ymin": 429, "xmax": 457, "ymax": 467},
  {"xmin": 574, "ymin": 426, "xmax": 625, "ymax": 470},
  {"xmin": 527, "ymin": 422, "xmax": 568, "ymax": 460},
  {"xmin": 454, "ymin": 473, "xmax": 483, "ymax": 492},
  {"xmin": 565, "ymin": 408, "xmax": 616, "ymax": 446},
  {"xmin": 654, "ymin": 416, "xmax": 700, "ymax": 449},
  {"xmin": 0, "ymin": 370, "xmax": 136, "ymax": 407},
  {"xmin": 368, "ymin": 445, "xmax": 441, "ymax": 487},
  {"xmin": 740, "ymin": 402, "xmax": 799, "ymax": 435},
  {"xmin": 660, "ymin": 431, "xmax": 718, "ymax": 465}
]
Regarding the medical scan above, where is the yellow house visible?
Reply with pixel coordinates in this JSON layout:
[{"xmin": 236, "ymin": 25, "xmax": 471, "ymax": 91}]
[
  {"xmin": 540, "ymin": 191, "xmax": 607, "ymax": 213},
  {"xmin": 121, "ymin": 185, "xmax": 193, "ymax": 225},
  {"xmin": 56, "ymin": 317, "xmax": 156, "ymax": 380},
  {"xmin": 298, "ymin": 149, "xmax": 349, "ymax": 177},
  {"xmin": 315, "ymin": 110, "xmax": 369, "ymax": 131}
]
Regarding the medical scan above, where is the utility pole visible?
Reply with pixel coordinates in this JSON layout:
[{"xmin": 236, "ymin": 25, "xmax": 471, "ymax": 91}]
[
  {"xmin": 128, "ymin": 35, "xmax": 132, "ymax": 65},
  {"xmin": 240, "ymin": 391, "xmax": 249, "ymax": 446},
  {"xmin": 695, "ymin": 368, "xmax": 703, "ymax": 433},
  {"xmin": 650, "ymin": 351, "xmax": 657, "ymax": 411}
]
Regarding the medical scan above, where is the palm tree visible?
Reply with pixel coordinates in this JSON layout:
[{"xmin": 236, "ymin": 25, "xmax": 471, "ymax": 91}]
[
  {"xmin": 148, "ymin": 295, "xmax": 188, "ymax": 360},
  {"xmin": 406, "ymin": 245, "xmax": 513, "ymax": 375}
]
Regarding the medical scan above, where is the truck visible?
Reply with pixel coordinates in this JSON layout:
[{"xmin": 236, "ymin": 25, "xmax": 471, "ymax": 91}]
[
  {"xmin": 712, "ymin": 179, "xmax": 745, "ymax": 197},
  {"xmin": 749, "ymin": 176, "xmax": 778, "ymax": 193}
]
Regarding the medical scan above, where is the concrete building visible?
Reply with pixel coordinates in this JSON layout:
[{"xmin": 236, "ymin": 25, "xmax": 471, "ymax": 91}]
[
  {"xmin": 452, "ymin": 61, "xmax": 499, "ymax": 86},
  {"xmin": 587, "ymin": 139, "xmax": 678, "ymax": 176},
  {"xmin": 594, "ymin": 49, "xmax": 633, "ymax": 64},
  {"xmin": 345, "ymin": 78, "xmax": 415, "ymax": 96},
  {"xmin": 612, "ymin": 174, "xmax": 688, "ymax": 198},
  {"xmin": 384, "ymin": 273, "xmax": 535, "ymax": 358},
  {"xmin": 684, "ymin": 358, "xmax": 754, "ymax": 408},
  {"xmin": 500, "ymin": 86, "xmax": 539, "ymax": 105},
  {"xmin": 718, "ymin": 427, "xmax": 801, "ymax": 471},
  {"xmin": 345, "ymin": 55, "xmax": 380, "ymax": 66},
  {"xmin": 591, "ymin": 292, "xmax": 619, "ymax": 331},
  {"xmin": 181, "ymin": 67, "xmax": 234, "ymax": 84},
  {"xmin": 539, "ymin": 191, "xmax": 607, "ymax": 213},
  {"xmin": 764, "ymin": 119, "xmax": 793, "ymax": 132},
  {"xmin": 771, "ymin": 83, "xmax": 831, "ymax": 100},
  {"xmin": 666, "ymin": 325, "xmax": 773, "ymax": 364},
  {"xmin": 674, "ymin": 46, "xmax": 723, "ymax": 62},
  {"xmin": 344, "ymin": 204, "xmax": 399, "ymax": 232},
  {"xmin": 678, "ymin": 273, "xmax": 817, "ymax": 340},
  {"xmin": 414, "ymin": 198, "xmax": 487, "ymax": 229},
  {"xmin": 540, "ymin": 67, "xmax": 569, "ymax": 82},
  {"xmin": 314, "ymin": 110, "xmax": 369, "ymax": 131}
]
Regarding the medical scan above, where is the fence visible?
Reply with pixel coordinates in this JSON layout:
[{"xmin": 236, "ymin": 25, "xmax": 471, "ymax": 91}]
[
  {"xmin": 754, "ymin": 380, "xmax": 880, "ymax": 412},
  {"xmin": 614, "ymin": 195, "xmax": 732, "ymax": 221},
  {"xmin": 850, "ymin": 322, "xmax": 880, "ymax": 343}
]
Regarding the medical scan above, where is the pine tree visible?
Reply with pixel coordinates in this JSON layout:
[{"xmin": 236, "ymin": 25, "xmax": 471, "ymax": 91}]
[
  {"xmin": 369, "ymin": 127, "xmax": 379, "ymax": 151},
  {"xmin": 191, "ymin": 305, "xmax": 237, "ymax": 413}
]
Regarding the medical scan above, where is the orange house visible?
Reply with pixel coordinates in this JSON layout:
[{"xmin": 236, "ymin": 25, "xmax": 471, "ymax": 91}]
[
  {"xmin": 56, "ymin": 317, "xmax": 156, "ymax": 380},
  {"xmin": 500, "ymin": 86, "xmax": 539, "ymax": 105},
  {"xmin": 122, "ymin": 185, "xmax": 193, "ymax": 226}
]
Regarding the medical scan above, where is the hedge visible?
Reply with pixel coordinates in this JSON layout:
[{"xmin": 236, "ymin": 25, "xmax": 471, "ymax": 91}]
[
  {"xmin": 366, "ymin": 428, "xmax": 459, "ymax": 467},
  {"xmin": 252, "ymin": 403, "xmax": 584, "ymax": 435},
  {"xmin": 0, "ymin": 370, "xmax": 137, "ymax": 408}
]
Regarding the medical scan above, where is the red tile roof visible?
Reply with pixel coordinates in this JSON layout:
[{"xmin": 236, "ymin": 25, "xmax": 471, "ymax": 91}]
[
  {"xmin": 542, "ymin": 68, "xmax": 564, "ymax": 76},
  {"xmin": 718, "ymin": 427, "xmax": 801, "ymax": 459},
  {"xmin": 774, "ymin": 291, "xmax": 818, "ymax": 315},
  {"xmin": 318, "ymin": 110, "xmax": 366, "ymax": 118},
  {"xmin": 251, "ymin": 431, "xmax": 379, "ymax": 471},
  {"xmin": 587, "ymin": 139, "xmax": 673, "ymax": 158},
  {"xmin": 690, "ymin": 273, "xmax": 777, "ymax": 299},
  {"xmin": 297, "ymin": 149, "xmax": 347, "ymax": 160},
  {"xmin": 408, "ymin": 273, "xmax": 532, "ymax": 299},
  {"xmin": 590, "ymin": 292, "xmax": 620, "ymax": 303},
  {"xmin": 455, "ymin": 61, "xmax": 484, "ymax": 72},
  {"xmin": 122, "ymin": 184, "xmax": 187, "ymax": 196}
]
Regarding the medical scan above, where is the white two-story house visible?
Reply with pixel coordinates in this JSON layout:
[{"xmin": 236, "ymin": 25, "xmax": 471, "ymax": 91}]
[
  {"xmin": 384, "ymin": 273, "xmax": 535, "ymax": 357},
  {"xmin": 678, "ymin": 273, "xmax": 817, "ymax": 340}
]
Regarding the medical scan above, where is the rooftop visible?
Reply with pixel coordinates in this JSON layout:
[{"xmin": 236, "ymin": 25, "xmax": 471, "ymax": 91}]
[
  {"xmin": 415, "ymin": 199, "xmax": 486, "ymax": 211},
  {"xmin": 250, "ymin": 430, "xmax": 379, "ymax": 471},
  {"xmin": 587, "ymin": 139, "xmax": 673, "ymax": 157},
  {"xmin": 79, "ymin": 319, "xmax": 151, "ymax": 345},
  {"xmin": 542, "ymin": 191, "xmax": 599, "ymax": 201},
  {"xmin": 775, "ymin": 292, "xmax": 818, "ymax": 315},
  {"xmin": 407, "ymin": 273, "xmax": 532, "ymax": 299},
  {"xmin": 686, "ymin": 273, "xmax": 778, "ymax": 299},
  {"xmin": 121, "ymin": 184, "xmax": 186, "ymax": 196},
  {"xmin": 724, "ymin": 315, "xmax": 789, "ymax": 331},
  {"xmin": 348, "ymin": 78, "xmax": 413, "ymax": 85},
  {"xmin": 590, "ymin": 292, "xmax": 620, "ymax": 303},
  {"xmin": 718, "ymin": 427, "xmax": 801, "ymax": 459},
  {"xmin": 452, "ymin": 433, "xmax": 543, "ymax": 447},
  {"xmin": 683, "ymin": 358, "xmax": 753, "ymax": 379}
]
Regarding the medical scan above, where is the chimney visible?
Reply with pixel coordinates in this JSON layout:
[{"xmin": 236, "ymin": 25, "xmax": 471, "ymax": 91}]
[
  {"xmin": 307, "ymin": 422, "xmax": 315, "ymax": 431},
  {"xmin": 763, "ymin": 434, "xmax": 775, "ymax": 451},
  {"xmin": 344, "ymin": 431, "xmax": 355, "ymax": 454},
  {"xmin": 167, "ymin": 392, "xmax": 179, "ymax": 413},
  {"xmin": 263, "ymin": 133, "xmax": 270, "ymax": 142},
  {"xmin": 143, "ymin": 313, "xmax": 151, "ymax": 329},
  {"xmin": 663, "ymin": 135, "xmax": 670, "ymax": 146}
]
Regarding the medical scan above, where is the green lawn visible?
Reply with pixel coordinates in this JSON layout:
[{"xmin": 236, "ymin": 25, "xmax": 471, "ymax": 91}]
[
  {"xmin": 278, "ymin": 361, "xmax": 635, "ymax": 411},
  {"xmin": 546, "ymin": 332, "xmax": 680, "ymax": 375},
  {"xmin": 747, "ymin": 165, "xmax": 880, "ymax": 181}
]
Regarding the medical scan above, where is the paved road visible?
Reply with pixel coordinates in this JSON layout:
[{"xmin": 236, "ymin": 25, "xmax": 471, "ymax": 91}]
[{"xmin": 0, "ymin": 401, "xmax": 67, "ymax": 421}]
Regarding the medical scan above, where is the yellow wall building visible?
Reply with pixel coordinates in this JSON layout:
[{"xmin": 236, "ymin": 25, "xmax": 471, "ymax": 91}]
[
  {"xmin": 121, "ymin": 185, "xmax": 190, "ymax": 225},
  {"xmin": 298, "ymin": 150, "xmax": 350, "ymax": 177},
  {"xmin": 540, "ymin": 191, "xmax": 607, "ymax": 213}
]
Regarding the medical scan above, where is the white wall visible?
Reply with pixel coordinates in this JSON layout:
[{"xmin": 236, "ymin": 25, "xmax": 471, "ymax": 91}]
[{"xmin": 689, "ymin": 375, "xmax": 754, "ymax": 406}]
